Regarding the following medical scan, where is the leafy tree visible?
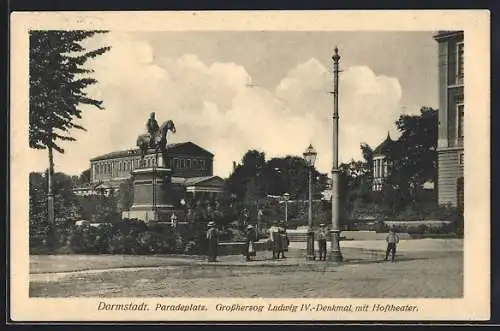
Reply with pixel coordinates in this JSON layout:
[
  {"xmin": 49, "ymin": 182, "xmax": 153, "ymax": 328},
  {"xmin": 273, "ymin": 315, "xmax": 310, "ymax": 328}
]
[
  {"xmin": 385, "ymin": 107, "xmax": 438, "ymax": 209},
  {"xmin": 338, "ymin": 159, "xmax": 372, "ymax": 219},
  {"xmin": 78, "ymin": 194, "xmax": 121, "ymax": 223},
  {"xmin": 78, "ymin": 168, "xmax": 91, "ymax": 185},
  {"xmin": 226, "ymin": 150, "xmax": 329, "ymax": 206},
  {"xmin": 360, "ymin": 143, "xmax": 374, "ymax": 170},
  {"xmin": 29, "ymin": 30, "xmax": 110, "ymax": 249},
  {"xmin": 226, "ymin": 150, "xmax": 266, "ymax": 200},
  {"xmin": 29, "ymin": 172, "xmax": 80, "ymax": 252}
]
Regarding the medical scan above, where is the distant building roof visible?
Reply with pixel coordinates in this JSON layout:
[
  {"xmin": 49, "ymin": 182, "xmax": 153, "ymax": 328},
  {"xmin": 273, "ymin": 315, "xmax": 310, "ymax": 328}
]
[
  {"xmin": 184, "ymin": 176, "xmax": 219, "ymax": 186},
  {"xmin": 172, "ymin": 176, "xmax": 225, "ymax": 187},
  {"xmin": 433, "ymin": 30, "xmax": 464, "ymax": 41},
  {"xmin": 373, "ymin": 132, "xmax": 395, "ymax": 157},
  {"xmin": 90, "ymin": 142, "xmax": 213, "ymax": 161}
]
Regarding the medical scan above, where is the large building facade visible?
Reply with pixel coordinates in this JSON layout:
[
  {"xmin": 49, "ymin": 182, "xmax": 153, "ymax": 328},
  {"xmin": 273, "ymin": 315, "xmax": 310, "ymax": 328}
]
[
  {"xmin": 434, "ymin": 31, "xmax": 464, "ymax": 208},
  {"xmin": 74, "ymin": 142, "xmax": 225, "ymax": 200}
]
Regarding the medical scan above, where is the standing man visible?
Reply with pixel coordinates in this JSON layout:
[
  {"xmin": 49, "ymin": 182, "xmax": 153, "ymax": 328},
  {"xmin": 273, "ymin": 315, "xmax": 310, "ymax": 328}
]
[
  {"xmin": 384, "ymin": 227, "xmax": 400, "ymax": 262},
  {"xmin": 269, "ymin": 222, "xmax": 280, "ymax": 259},
  {"xmin": 206, "ymin": 221, "xmax": 219, "ymax": 262},
  {"xmin": 317, "ymin": 223, "xmax": 328, "ymax": 261},
  {"xmin": 277, "ymin": 221, "xmax": 288, "ymax": 259}
]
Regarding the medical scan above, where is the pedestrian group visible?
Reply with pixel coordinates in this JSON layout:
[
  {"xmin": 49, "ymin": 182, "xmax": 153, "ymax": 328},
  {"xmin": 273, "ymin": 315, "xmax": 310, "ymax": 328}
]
[{"xmin": 204, "ymin": 221, "xmax": 400, "ymax": 263}]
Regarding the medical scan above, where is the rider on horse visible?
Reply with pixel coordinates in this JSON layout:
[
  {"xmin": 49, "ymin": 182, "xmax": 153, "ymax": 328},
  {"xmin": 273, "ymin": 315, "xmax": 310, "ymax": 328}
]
[{"xmin": 147, "ymin": 112, "xmax": 160, "ymax": 148}]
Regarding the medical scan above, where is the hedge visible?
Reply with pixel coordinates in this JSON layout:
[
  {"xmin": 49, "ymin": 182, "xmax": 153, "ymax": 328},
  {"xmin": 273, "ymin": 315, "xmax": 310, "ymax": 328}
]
[{"xmin": 31, "ymin": 218, "xmax": 186, "ymax": 255}]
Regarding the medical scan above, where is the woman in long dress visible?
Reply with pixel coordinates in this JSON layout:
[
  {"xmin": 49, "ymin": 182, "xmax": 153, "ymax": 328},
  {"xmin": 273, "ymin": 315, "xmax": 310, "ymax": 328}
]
[
  {"xmin": 245, "ymin": 225, "xmax": 258, "ymax": 261},
  {"xmin": 206, "ymin": 221, "xmax": 218, "ymax": 262}
]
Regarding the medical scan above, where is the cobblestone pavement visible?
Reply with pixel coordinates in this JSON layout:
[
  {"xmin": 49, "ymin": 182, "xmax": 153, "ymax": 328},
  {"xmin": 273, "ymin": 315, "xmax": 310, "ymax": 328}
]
[{"xmin": 30, "ymin": 248, "xmax": 463, "ymax": 298}]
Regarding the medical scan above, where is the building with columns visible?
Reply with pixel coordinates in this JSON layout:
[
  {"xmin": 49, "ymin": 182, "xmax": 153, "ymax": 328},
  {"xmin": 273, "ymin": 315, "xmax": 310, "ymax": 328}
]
[
  {"xmin": 372, "ymin": 132, "xmax": 394, "ymax": 191},
  {"xmin": 434, "ymin": 31, "xmax": 464, "ymax": 208},
  {"xmin": 73, "ymin": 142, "xmax": 225, "ymax": 200}
]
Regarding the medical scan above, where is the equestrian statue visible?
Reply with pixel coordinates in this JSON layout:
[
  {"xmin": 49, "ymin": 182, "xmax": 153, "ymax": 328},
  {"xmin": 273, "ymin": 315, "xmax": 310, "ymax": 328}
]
[{"xmin": 136, "ymin": 112, "xmax": 176, "ymax": 168}]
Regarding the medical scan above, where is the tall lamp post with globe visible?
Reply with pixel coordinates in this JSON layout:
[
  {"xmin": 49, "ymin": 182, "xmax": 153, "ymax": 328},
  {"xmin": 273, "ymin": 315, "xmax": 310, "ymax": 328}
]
[
  {"xmin": 329, "ymin": 46, "xmax": 343, "ymax": 262},
  {"xmin": 303, "ymin": 144, "xmax": 317, "ymax": 261}
]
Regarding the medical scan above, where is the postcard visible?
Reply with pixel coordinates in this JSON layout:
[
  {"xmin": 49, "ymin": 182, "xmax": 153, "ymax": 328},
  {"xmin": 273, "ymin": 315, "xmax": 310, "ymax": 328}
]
[{"xmin": 10, "ymin": 10, "xmax": 490, "ymax": 322}]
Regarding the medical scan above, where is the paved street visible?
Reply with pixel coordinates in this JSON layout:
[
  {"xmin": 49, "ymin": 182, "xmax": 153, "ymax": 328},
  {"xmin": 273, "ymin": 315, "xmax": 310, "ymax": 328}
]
[{"xmin": 30, "ymin": 241, "xmax": 463, "ymax": 298}]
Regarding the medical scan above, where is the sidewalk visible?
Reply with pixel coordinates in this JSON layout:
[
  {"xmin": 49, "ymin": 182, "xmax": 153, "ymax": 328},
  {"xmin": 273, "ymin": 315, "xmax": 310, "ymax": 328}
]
[{"xmin": 289, "ymin": 238, "xmax": 463, "ymax": 252}]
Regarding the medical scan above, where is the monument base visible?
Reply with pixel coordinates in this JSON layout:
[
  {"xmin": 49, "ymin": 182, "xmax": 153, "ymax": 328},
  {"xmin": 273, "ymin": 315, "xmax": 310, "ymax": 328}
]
[
  {"xmin": 123, "ymin": 167, "xmax": 176, "ymax": 223},
  {"xmin": 122, "ymin": 208, "xmax": 175, "ymax": 223}
]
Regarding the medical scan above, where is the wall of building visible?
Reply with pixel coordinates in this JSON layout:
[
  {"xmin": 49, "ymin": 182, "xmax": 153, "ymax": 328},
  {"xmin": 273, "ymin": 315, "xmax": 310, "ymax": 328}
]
[
  {"xmin": 166, "ymin": 153, "xmax": 213, "ymax": 178},
  {"xmin": 435, "ymin": 31, "xmax": 464, "ymax": 207},
  {"xmin": 437, "ymin": 32, "xmax": 464, "ymax": 149},
  {"xmin": 91, "ymin": 151, "xmax": 213, "ymax": 184},
  {"xmin": 437, "ymin": 149, "xmax": 464, "ymax": 207},
  {"xmin": 91, "ymin": 155, "xmax": 145, "ymax": 183}
]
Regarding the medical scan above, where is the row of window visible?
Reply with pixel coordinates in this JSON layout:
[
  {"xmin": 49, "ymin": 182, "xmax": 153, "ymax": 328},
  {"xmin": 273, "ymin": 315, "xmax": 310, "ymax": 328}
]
[
  {"xmin": 173, "ymin": 158, "xmax": 206, "ymax": 170},
  {"xmin": 94, "ymin": 158, "xmax": 151, "ymax": 175},
  {"xmin": 373, "ymin": 159, "xmax": 390, "ymax": 178},
  {"xmin": 93, "ymin": 157, "xmax": 208, "ymax": 176},
  {"xmin": 448, "ymin": 41, "xmax": 464, "ymax": 86},
  {"xmin": 457, "ymin": 90, "xmax": 464, "ymax": 140},
  {"xmin": 457, "ymin": 42, "xmax": 464, "ymax": 85}
]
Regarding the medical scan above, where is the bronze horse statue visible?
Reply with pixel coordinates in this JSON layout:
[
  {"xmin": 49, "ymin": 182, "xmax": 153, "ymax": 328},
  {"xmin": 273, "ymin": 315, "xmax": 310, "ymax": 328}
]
[{"xmin": 136, "ymin": 119, "xmax": 176, "ymax": 167}]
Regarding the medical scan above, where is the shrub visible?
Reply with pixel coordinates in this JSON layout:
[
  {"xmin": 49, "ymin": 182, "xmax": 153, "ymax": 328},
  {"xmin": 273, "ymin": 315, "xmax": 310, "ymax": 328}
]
[
  {"xmin": 70, "ymin": 223, "xmax": 113, "ymax": 254},
  {"xmin": 108, "ymin": 231, "xmax": 139, "ymax": 254}
]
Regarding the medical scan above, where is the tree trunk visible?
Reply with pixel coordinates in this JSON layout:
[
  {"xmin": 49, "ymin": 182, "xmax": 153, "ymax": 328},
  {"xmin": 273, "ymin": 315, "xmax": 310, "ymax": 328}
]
[{"xmin": 47, "ymin": 146, "xmax": 55, "ymax": 252}]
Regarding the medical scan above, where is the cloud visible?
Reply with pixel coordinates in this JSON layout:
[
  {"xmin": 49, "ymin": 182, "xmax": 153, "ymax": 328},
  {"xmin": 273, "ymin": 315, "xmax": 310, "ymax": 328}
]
[{"xmin": 29, "ymin": 32, "xmax": 403, "ymax": 178}]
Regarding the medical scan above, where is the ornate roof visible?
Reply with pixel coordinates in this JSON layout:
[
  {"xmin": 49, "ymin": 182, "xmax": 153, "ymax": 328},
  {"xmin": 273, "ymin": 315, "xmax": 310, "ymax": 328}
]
[{"xmin": 373, "ymin": 132, "xmax": 395, "ymax": 156}]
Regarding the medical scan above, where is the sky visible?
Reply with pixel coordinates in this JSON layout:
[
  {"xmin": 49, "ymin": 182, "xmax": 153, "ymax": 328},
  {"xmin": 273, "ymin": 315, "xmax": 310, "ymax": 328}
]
[{"xmin": 29, "ymin": 31, "xmax": 438, "ymax": 178}]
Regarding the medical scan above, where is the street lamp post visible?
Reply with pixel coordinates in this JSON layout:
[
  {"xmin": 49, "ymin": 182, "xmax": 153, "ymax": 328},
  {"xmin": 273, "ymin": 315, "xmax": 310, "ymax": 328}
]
[
  {"xmin": 303, "ymin": 144, "xmax": 317, "ymax": 261},
  {"xmin": 329, "ymin": 46, "xmax": 343, "ymax": 262},
  {"xmin": 283, "ymin": 192, "xmax": 290, "ymax": 227}
]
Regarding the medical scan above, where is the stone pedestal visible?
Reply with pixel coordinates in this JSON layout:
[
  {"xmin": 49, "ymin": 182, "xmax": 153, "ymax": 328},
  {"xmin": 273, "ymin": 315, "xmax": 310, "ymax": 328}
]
[{"xmin": 122, "ymin": 167, "xmax": 175, "ymax": 223}]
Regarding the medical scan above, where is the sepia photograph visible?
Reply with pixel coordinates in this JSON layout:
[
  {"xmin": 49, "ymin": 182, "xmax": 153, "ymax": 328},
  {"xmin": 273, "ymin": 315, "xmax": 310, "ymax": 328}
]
[{"xmin": 10, "ymin": 10, "xmax": 490, "ymax": 321}]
